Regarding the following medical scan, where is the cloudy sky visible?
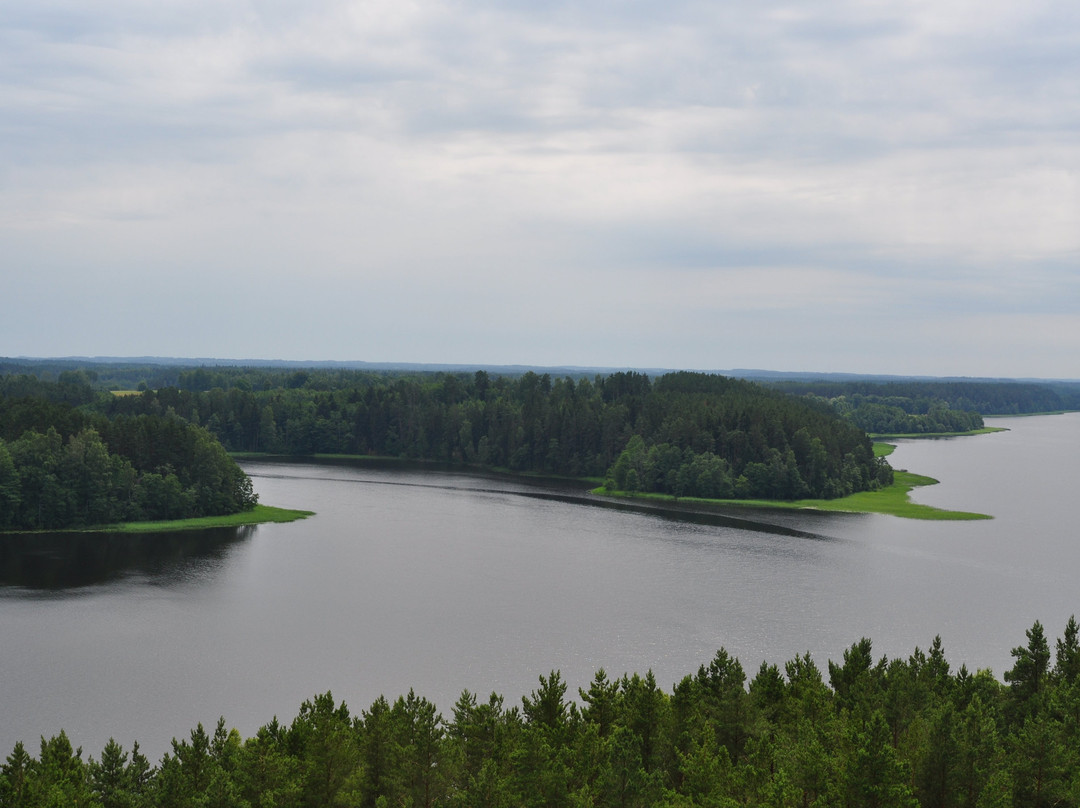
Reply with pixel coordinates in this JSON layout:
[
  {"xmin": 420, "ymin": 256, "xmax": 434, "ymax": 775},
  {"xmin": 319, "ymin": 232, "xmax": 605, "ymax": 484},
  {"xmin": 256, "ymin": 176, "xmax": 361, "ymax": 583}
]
[{"xmin": 3, "ymin": 0, "xmax": 1078, "ymax": 377}]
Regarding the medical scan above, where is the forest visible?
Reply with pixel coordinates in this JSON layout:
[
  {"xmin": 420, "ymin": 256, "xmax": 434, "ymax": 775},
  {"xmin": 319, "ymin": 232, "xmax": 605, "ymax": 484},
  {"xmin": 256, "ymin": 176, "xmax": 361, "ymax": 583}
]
[
  {"xmin": 0, "ymin": 374, "xmax": 257, "ymax": 530},
  {"xmin": 2, "ymin": 618, "xmax": 1078, "ymax": 808},
  {"xmin": 10, "ymin": 361, "xmax": 1079, "ymax": 521},
  {"xmin": 767, "ymin": 379, "xmax": 1080, "ymax": 435},
  {"xmin": 8, "ymin": 359, "xmax": 1078, "ymax": 447},
  {"xmin": 92, "ymin": 369, "xmax": 889, "ymax": 501}
]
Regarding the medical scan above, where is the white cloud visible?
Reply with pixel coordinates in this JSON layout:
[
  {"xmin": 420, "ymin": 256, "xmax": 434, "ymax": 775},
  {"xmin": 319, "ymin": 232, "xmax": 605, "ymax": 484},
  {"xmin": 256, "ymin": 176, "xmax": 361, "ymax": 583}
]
[{"xmin": 2, "ymin": 0, "xmax": 1079, "ymax": 375}]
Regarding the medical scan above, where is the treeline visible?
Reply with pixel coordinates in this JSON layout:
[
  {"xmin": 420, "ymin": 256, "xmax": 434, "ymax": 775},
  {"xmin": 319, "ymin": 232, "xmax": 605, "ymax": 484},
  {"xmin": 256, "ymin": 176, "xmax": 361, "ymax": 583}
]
[
  {"xmin": 606, "ymin": 431, "xmax": 892, "ymax": 501},
  {"xmin": 771, "ymin": 380, "xmax": 1080, "ymax": 419},
  {"xmin": 100, "ymin": 369, "xmax": 886, "ymax": 501},
  {"xmin": 4, "ymin": 619, "xmax": 1080, "ymax": 807},
  {"xmin": 10, "ymin": 361, "xmax": 1080, "ymax": 448},
  {"xmin": 0, "ymin": 377, "xmax": 257, "ymax": 530},
  {"xmin": 0, "ymin": 361, "xmax": 467, "ymax": 395},
  {"xmin": 765, "ymin": 386, "xmax": 986, "ymax": 435},
  {"xmin": 836, "ymin": 398, "xmax": 984, "ymax": 436}
]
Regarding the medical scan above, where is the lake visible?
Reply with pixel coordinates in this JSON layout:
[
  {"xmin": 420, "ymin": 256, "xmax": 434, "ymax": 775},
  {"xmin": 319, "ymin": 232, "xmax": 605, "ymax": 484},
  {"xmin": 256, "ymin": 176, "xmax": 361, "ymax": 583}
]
[{"xmin": 1, "ymin": 412, "xmax": 1078, "ymax": 760}]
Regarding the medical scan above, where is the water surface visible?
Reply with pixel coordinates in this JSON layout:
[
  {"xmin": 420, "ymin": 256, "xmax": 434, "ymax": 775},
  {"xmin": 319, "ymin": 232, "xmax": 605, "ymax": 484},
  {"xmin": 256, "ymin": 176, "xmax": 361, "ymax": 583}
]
[{"xmin": 1, "ymin": 413, "xmax": 1077, "ymax": 759}]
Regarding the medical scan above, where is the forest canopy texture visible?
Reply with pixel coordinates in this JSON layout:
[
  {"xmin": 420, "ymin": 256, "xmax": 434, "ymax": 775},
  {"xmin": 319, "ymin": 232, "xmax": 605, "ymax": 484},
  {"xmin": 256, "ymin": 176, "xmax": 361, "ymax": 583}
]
[
  {"xmin": 0, "ymin": 374, "xmax": 257, "ymax": 530},
  {"xmin": 2, "ymin": 618, "xmax": 1078, "ymax": 808},
  {"xmin": 766, "ymin": 379, "xmax": 1080, "ymax": 435},
  {"xmin": 98, "ymin": 369, "xmax": 892, "ymax": 501}
]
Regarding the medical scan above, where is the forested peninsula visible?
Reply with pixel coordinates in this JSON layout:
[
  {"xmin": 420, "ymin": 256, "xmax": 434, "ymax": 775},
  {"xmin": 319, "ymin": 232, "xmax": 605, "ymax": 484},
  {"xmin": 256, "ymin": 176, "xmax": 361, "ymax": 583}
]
[
  {"xmin": 3, "ymin": 619, "xmax": 1079, "ymax": 808},
  {"xmin": 96, "ymin": 368, "xmax": 892, "ymax": 502},
  {"xmin": 0, "ymin": 374, "xmax": 258, "ymax": 530}
]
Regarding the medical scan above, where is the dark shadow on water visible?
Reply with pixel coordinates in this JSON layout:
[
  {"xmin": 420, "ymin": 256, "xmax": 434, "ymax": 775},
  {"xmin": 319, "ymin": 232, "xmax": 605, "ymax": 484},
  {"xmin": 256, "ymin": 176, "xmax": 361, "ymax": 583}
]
[
  {"xmin": 246, "ymin": 458, "xmax": 844, "ymax": 541},
  {"xmin": 512, "ymin": 490, "xmax": 842, "ymax": 540},
  {"xmin": 0, "ymin": 526, "xmax": 255, "ymax": 592}
]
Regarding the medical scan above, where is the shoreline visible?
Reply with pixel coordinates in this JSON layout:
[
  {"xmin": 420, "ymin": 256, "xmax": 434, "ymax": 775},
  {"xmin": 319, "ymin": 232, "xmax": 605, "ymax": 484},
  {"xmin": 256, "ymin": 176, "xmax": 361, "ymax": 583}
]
[
  {"xmin": 8, "ymin": 434, "xmax": 990, "ymax": 533},
  {"xmin": 235, "ymin": 449, "xmax": 989, "ymax": 521},
  {"xmin": 589, "ymin": 471, "xmax": 990, "ymax": 521},
  {"xmin": 590, "ymin": 440, "xmax": 990, "ymax": 521},
  {"xmin": 869, "ymin": 426, "xmax": 1008, "ymax": 439},
  {"xmin": 0, "ymin": 505, "xmax": 315, "ymax": 536}
]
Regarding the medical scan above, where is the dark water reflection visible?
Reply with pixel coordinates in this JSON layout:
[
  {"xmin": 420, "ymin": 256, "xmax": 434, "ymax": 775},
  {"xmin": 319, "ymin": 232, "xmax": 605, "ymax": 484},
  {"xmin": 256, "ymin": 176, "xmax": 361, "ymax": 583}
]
[
  {"xmin": 253, "ymin": 458, "xmax": 835, "ymax": 540},
  {"xmin": 0, "ymin": 527, "xmax": 252, "ymax": 591}
]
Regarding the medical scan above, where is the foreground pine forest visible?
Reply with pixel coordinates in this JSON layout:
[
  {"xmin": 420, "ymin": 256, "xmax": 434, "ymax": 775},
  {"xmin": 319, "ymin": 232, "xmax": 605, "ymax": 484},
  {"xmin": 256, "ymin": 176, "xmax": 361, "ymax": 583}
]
[{"xmin": 3, "ymin": 619, "xmax": 1078, "ymax": 808}]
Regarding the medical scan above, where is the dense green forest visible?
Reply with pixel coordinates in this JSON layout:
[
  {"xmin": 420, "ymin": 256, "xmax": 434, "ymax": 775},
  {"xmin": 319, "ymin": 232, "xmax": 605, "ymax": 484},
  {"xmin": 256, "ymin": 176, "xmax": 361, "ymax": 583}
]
[
  {"xmin": 3, "ymin": 619, "xmax": 1078, "ymax": 807},
  {"xmin": 767, "ymin": 379, "xmax": 1080, "ymax": 435},
  {"xmin": 92, "ymin": 368, "xmax": 887, "ymax": 501},
  {"xmin": 0, "ymin": 375, "xmax": 257, "ymax": 530},
  {"xmin": 767, "ymin": 380, "xmax": 1080, "ymax": 415},
  {"xmin": 10, "ymin": 360, "xmax": 1080, "ymax": 512},
  {"xmin": 8, "ymin": 360, "xmax": 1078, "ymax": 444}
]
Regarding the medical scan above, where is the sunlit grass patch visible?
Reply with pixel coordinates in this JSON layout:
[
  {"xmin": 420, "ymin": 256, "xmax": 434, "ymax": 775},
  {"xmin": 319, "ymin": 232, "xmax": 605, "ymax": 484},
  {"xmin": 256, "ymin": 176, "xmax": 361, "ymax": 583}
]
[
  {"xmin": 593, "ymin": 469, "xmax": 990, "ymax": 521},
  {"xmin": 789, "ymin": 471, "xmax": 990, "ymax": 520},
  {"xmin": 108, "ymin": 505, "xmax": 314, "ymax": 533}
]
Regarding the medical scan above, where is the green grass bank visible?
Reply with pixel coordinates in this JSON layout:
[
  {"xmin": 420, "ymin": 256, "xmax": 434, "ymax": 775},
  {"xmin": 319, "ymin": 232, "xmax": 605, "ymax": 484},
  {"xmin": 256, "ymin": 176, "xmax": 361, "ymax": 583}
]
[
  {"xmin": 592, "ymin": 440, "xmax": 990, "ymax": 521},
  {"xmin": 0, "ymin": 505, "xmax": 316, "ymax": 535},
  {"xmin": 108, "ymin": 505, "xmax": 314, "ymax": 533},
  {"xmin": 592, "ymin": 475, "xmax": 989, "ymax": 521},
  {"xmin": 870, "ymin": 426, "xmax": 1008, "ymax": 439}
]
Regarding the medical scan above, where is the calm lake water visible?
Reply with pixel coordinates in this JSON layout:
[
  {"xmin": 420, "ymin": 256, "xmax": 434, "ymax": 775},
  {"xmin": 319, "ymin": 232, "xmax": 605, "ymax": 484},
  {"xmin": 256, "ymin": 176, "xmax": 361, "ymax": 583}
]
[{"xmin": 2, "ymin": 412, "xmax": 1078, "ymax": 759}]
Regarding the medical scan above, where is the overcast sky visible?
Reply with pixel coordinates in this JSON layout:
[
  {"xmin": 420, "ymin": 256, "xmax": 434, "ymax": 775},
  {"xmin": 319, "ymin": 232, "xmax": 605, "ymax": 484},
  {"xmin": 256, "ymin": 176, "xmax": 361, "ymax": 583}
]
[{"xmin": 3, "ymin": 0, "xmax": 1078, "ymax": 377}]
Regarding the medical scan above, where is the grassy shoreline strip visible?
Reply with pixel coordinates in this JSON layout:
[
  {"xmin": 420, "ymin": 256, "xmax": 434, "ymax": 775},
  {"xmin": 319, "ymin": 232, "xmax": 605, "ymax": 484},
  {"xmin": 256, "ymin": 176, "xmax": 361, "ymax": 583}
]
[
  {"xmin": 869, "ymin": 426, "xmax": 1008, "ymax": 439},
  {"xmin": 985, "ymin": 410, "xmax": 1077, "ymax": 418},
  {"xmin": 110, "ymin": 505, "xmax": 314, "ymax": 533},
  {"xmin": 591, "ymin": 470, "xmax": 990, "ymax": 521},
  {"xmin": 1, "ymin": 505, "xmax": 316, "ymax": 536}
]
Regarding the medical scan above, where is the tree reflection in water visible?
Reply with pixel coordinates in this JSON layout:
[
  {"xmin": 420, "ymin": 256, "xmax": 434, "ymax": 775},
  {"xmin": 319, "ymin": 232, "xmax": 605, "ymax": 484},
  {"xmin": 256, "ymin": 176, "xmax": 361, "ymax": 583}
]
[{"xmin": 0, "ymin": 526, "xmax": 254, "ymax": 591}]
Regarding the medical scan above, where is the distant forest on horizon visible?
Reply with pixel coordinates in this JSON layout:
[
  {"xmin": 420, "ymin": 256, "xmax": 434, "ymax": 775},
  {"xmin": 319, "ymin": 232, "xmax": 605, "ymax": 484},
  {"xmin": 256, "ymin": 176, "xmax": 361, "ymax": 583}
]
[{"xmin": 5, "ymin": 356, "xmax": 1080, "ymax": 391}]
